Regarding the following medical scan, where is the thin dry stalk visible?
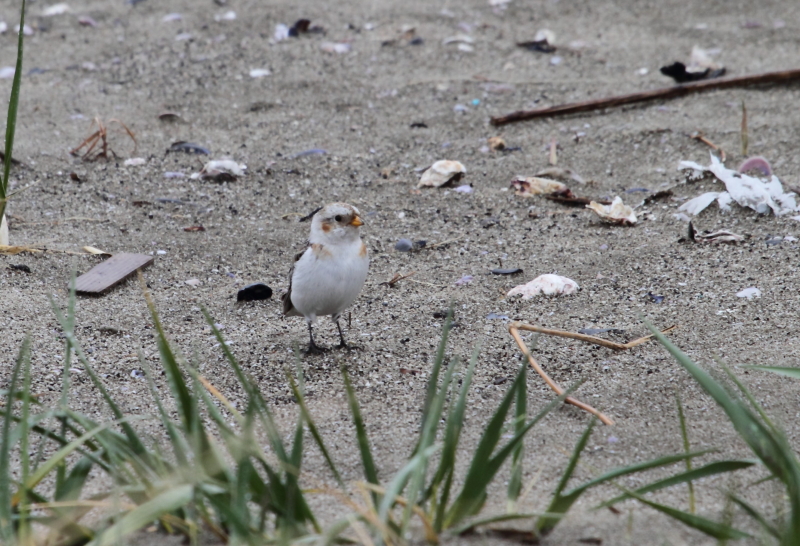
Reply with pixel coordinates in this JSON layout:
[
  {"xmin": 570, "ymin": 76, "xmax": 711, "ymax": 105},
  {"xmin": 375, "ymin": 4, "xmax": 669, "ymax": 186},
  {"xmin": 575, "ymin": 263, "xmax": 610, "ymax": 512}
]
[
  {"xmin": 690, "ymin": 131, "xmax": 726, "ymax": 162},
  {"xmin": 508, "ymin": 322, "xmax": 678, "ymax": 426},
  {"xmin": 70, "ymin": 117, "xmax": 137, "ymax": 161},
  {"xmin": 740, "ymin": 100, "xmax": 748, "ymax": 157}
]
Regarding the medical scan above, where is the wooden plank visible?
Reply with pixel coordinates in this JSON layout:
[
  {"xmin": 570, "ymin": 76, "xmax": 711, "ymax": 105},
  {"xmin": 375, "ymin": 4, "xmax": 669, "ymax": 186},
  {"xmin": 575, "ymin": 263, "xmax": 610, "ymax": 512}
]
[{"xmin": 75, "ymin": 253, "xmax": 154, "ymax": 294}]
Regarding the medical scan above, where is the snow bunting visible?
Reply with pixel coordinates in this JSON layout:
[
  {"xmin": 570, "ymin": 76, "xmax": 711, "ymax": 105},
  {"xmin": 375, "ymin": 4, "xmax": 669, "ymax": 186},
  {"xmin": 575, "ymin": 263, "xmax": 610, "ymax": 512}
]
[{"xmin": 282, "ymin": 203, "xmax": 369, "ymax": 353}]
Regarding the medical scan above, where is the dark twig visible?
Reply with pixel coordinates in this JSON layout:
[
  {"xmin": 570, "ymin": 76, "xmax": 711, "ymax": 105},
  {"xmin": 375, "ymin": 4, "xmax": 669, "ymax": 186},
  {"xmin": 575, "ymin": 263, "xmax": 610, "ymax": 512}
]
[{"xmin": 491, "ymin": 68, "xmax": 800, "ymax": 126}]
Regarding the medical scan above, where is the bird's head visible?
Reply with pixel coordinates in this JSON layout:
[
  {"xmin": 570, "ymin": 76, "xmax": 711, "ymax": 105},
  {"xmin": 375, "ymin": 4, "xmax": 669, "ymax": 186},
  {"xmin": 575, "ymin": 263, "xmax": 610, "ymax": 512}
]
[{"xmin": 309, "ymin": 202, "xmax": 364, "ymax": 244}]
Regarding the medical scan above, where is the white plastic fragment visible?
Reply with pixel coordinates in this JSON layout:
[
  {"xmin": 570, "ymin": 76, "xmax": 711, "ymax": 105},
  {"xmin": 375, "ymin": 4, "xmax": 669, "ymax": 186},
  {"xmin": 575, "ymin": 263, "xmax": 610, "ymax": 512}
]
[
  {"xmin": 679, "ymin": 153, "xmax": 799, "ymax": 215},
  {"xmin": 736, "ymin": 287, "xmax": 761, "ymax": 299},
  {"xmin": 249, "ymin": 68, "xmax": 271, "ymax": 78},
  {"xmin": 418, "ymin": 160, "xmax": 466, "ymax": 188},
  {"xmin": 510, "ymin": 176, "xmax": 567, "ymax": 196},
  {"xmin": 507, "ymin": 274, "xmax": 579, "ymax": 299},
  {"xmin": 42, "ymin": 3, "xmax": 69, "ymax": 16},
  {"xmin": 587, "ymin": 196, "xmax": 637, "ymax": 225}
]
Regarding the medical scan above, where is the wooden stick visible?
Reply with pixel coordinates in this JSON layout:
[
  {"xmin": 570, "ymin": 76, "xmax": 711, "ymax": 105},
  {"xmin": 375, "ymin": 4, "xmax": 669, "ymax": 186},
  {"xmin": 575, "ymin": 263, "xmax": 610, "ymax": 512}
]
[
  {"xmin": 508, "ymin": 324, "xmax": 614, "ymax": 426},
  {"xmin": 491, "ymin": 68, "xmax": 800, "ymax": 126}
]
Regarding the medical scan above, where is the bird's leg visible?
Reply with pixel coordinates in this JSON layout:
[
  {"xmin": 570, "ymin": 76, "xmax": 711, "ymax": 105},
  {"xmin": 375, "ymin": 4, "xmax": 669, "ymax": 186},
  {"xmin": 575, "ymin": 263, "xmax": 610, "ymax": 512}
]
[
  {"xmin": 335, "ymin": 318, "xmax": 359, "ymax": 350},
  {"xmin": 306, "ymin": 321, "xmax": 326, "ymax": 355}
]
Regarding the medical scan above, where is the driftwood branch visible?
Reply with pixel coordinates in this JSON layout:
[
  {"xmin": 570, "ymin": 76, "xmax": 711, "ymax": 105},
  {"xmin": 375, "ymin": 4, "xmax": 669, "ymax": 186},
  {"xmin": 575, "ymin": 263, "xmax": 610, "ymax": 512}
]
[{"xmin": 491, "ymin": 68, "xmax": 800, "ymax": 126}]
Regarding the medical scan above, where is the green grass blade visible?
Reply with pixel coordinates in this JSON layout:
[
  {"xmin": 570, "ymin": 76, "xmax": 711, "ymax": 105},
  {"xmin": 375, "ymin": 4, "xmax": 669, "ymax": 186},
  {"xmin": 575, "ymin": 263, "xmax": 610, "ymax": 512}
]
[
  {"xmin": 0, "ymin": 336, "xmax": 28, "ymax": 540},
  {"xmin": 142, "ymin": 287, "xmax": 196, "ymax": 432},
  {"xmin": 622, "ymin": 487, "xmax": 750, "ymax": 539},
  {"xmin": 421, "ymin": 309, "xmax": 453, "ymax": 428},
  {"xmin": 728, "ymin": 492, "xmax": 780, "ymax": 538},
  {"xmin": 675, "ymin": 393, "xmax": 695, "ymax": 513},
  {"xmin": 24, "ymin": 416, "xmax": 146, "ymax": 495},
  {"xmin": 743, "ymin": 365, "xmax": 800, "ymax": 380},
  {"xmin": 342, "ymin": 365, "xmax": 379, "ymax": 486},
  {"xmin": 507, "ymin": 356, "xmax": 527, "ymax": 512},
  {"xmin": 450, "ymin": 512, "xmax": 561, "ymax": 536},
  {"xmin": 87, "ymin": 484, "xmax": 194, "ymax": 546},
  {"xmin": 1, "ymin": 0, "xmax": 26, "ymax": 222},
  {"xmin": 430, "ymin": 348, "xmax": 478, "ymax": 530},
  {"xmin": 445, "ymin": 372, "xmax": 573, "ymax": 529},
  {"xmin": 287, "ymin": 373, "xmax": 344, "ymax": 488},
  {"xmin": 597, "ymin": 460, "xmax": 757, "ymax": 508},
  {"xmin": 643, "ymin": 318, "xmax": 800, "ymax": 540},
  {"xmin": 18, "ymin": 341, "xmax": 32, "ymax": 541}
]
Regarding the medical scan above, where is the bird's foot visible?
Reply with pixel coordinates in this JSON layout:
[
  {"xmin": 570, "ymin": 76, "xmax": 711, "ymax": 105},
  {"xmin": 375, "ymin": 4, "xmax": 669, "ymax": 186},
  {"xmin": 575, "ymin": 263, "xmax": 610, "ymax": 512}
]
[{"xmin": 305, "ymin": 343, "xmax": 328, "ymax": 355}]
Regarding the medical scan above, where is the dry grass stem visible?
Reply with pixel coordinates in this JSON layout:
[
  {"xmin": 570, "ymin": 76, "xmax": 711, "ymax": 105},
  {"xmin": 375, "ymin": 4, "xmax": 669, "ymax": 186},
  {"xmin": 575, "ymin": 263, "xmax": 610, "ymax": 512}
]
[{"xmin": 508, "ymin": 322, "xmax": 678, "ymax": 426}]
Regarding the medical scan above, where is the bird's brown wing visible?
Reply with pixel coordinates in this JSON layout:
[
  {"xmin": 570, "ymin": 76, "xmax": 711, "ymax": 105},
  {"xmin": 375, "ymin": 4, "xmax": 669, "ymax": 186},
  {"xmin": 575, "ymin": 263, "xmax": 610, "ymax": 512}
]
[{"xmin": 281, "ymin": 246, "xmax": 308, "ymax": 316}]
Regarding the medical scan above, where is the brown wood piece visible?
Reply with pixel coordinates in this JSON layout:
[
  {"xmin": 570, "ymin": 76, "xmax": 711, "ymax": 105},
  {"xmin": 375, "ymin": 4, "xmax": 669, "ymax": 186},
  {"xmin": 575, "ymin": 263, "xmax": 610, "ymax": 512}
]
[
  {"xmin": 491, "ymin": 68, "xmax": 800, "ymax": 126},
  {"xmin": 74, "ymin": 253, "xmax": 154, "ymax": 294}
]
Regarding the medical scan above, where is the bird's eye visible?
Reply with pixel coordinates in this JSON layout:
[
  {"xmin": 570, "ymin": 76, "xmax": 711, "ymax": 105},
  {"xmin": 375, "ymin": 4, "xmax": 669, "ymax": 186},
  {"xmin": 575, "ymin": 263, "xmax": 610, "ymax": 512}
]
[{"xmin": 334, "ymin": 215, "xmax": 343, "ymax": 222}]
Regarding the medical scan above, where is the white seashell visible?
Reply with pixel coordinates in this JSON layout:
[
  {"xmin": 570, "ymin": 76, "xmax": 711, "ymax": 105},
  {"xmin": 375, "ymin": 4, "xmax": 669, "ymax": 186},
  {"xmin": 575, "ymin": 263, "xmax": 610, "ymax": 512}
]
[
  {"xmin": 162, "ymin": 13, "xmax": 182, "ymax": 22},
  {"xmin": 191, "ymin": 159, "xmax": 247, "ymax": 179},
  {"xmin": 0, "ymin": 22, "xmax": 7, "ymax": 34},
  {"xmin": 417, "ymin": 160, "xmax": 466, "ymax": 188},
  {"xmin": 736, "ymin": 287, "xmax": 761, "ymax": 299},
  {"xmin": 274, "ymin": 24, "xmax": 290, "ymax": 42},
  {"xmin": 42, "ymin": 3, "xmax": 69, "ymax": 16},
  {"xmin": 123, "ymin": 157, "xmax": 147, "ymax": 166},
  {"xmin": 321, "ymin": 42, "xmax": 351, "ymax": 54},
  {"xmin": 510, "ymin": 176, "xmax": 566, "ymax": 196},
  {"xmin": 214, "ymin": 11, "xmax": 236, "ymax": 21},
  {"xmin": 507, "ymin": 274, "xmax": 579, "ymax": 299},
  {"xmin": 249, "ymin": 68, "xmax": 271, "ymax": 78},
  {"xmin": 0, "ymin": 67, "xmax": 14, "ymax": 79},
  {"xmin": 587, "ymin": 196, "xmax": 637, "ymax": 225},
  {"xmin": 443, "ymin": 34, "xmax": 474, "ymax": 45}
]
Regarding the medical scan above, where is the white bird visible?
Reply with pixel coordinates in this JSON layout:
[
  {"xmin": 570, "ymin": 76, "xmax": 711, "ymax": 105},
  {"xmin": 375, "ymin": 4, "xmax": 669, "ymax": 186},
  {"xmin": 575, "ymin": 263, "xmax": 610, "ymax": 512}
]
[{"xmin": 282, "ymin": 203, "xmax": 369, "ymax": 353}]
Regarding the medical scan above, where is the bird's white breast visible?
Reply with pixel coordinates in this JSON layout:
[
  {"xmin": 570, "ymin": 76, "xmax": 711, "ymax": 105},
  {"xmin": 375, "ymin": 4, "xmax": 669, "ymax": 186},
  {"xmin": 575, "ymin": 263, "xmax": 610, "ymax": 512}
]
[{"xmin": 290, "ymin": 238, "xmax": 368, "ymax": 320}]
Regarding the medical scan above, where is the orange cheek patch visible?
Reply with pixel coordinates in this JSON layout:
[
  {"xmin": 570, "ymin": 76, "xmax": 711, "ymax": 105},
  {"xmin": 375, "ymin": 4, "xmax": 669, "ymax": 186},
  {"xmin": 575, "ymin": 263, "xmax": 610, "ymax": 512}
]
[
  {"xmin": 321, "ymin": 222, "xmax": 332, "ymax": 233},
  {"xmin": 359, "ymin": 242, "xmax": 368, "ymax": 258}
]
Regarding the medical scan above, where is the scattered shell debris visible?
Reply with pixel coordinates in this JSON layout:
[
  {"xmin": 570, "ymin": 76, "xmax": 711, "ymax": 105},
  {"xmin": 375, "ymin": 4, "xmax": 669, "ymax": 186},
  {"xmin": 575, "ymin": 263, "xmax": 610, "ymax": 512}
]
[
  {"xmin": 511, "ymin": 176, "xmax": 567, "ymax": 197},
  {"xmin": 417, "ymin": 160, "xmax": 466, "ymax": 188},
  {"xmin": 679, "ymin": 153, "xmax": 799, "ymax": 215},
  {"xmin": 507, "ymin": 274, "xmax": 579, "ymax": 299},
  {"xmin": 587, "ymin": 196, "xmax": 637, "ymax": 225}
]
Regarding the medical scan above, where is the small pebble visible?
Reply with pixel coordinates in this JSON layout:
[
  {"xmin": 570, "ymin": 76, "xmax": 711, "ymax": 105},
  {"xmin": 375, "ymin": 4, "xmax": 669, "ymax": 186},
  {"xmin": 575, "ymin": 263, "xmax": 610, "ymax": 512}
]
[{"xmin": 395, "ymin": 239, "xmax": 413, "ymax": 252}]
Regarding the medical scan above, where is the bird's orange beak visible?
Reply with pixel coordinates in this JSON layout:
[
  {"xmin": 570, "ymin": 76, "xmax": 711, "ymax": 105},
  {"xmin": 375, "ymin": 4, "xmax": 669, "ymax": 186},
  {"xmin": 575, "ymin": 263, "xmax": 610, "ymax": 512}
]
[{"xmin": 349, "ymin": 215, "xmax": 364, "ymax": 227}]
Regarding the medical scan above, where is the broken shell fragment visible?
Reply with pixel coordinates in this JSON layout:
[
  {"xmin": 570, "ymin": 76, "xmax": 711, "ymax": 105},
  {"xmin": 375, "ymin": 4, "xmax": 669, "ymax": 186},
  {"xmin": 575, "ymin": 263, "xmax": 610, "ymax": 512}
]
[
  {"xmin": 487, "ymin": 136, "xmax": 506, "ymax": 151},
  {"xmin": 190, "ymin": 159, "xmax": 247, "ymax": 180},
  {"xmin": 418, "ymin": 160, "xmax": 466, "ymax": 188},
  {"xmin": 587, "ymin": 196, "xmax": 637, "ymax": 225},
  {"xmin": 511, "ymin": 176, "xmax": 567, "ymax": 197},
  {"xmin": 736, "ymin": 287, "xmax": 761, "ymax": 299},
  {"xmin": 507, "ymin": 274, "xmax": 579, "ymax": 299},
  {"xmin": 738, "ymin": 156, "xmax": 772, "ymax": 177}
]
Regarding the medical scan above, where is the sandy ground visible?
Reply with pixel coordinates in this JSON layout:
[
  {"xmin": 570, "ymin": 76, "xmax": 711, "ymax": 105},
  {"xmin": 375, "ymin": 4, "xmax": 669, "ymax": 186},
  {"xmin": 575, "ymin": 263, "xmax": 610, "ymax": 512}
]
[{"xmin": 2, "ymin": 0, "xmax": 800, "ymax": 543}]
